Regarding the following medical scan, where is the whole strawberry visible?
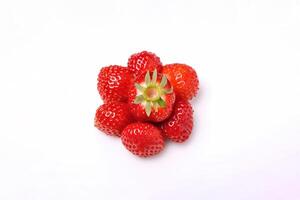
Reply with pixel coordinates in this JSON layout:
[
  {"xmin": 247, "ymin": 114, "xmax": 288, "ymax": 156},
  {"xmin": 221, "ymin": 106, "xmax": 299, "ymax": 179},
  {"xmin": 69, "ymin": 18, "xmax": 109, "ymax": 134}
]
[
  {"xmin": 121, "ymin": 122, "xmax": 164, "ymax": 157},
  {"xmin": 128, "ymin": 69, "xmax": 175, "ymax": 122},
  {"xmin": 97, "ymin": 65, "xmax": 132, "ymax": 103},
  {"xmin": 163, "ymin": 63, "xmax": 199, "ymax": 100},
  {"xmin": 128, "ymin": 51, "xmax": 162, "ymax": 78},
  {"xmin": 94, "ymin": 102, "xmax": 133, "ymax": 137},
  {"xmin": 160, "ymin": 100, "xmax": 193, "ymax": 142}
]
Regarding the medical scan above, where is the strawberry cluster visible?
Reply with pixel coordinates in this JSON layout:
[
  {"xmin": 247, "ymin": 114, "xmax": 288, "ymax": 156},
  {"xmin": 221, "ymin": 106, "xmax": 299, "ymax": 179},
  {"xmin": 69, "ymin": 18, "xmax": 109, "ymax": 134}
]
[{"xmin": 95, "ymin": 51, "xmax": 199, "ymax": 157}]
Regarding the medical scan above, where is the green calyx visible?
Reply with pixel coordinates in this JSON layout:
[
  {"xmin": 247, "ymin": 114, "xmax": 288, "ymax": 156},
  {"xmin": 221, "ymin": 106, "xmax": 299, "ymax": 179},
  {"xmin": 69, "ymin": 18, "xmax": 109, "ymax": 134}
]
[{"xmin": 134, "ymin": 69, "xmax": 173, "ymax": 117}]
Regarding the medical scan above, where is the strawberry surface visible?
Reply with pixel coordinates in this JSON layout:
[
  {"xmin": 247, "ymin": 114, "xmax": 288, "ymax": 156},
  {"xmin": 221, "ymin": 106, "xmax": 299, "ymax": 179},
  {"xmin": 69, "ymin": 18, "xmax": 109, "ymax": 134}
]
[
  {"xmin": 163, "ymin": 63, "xmax": 199, "ymax": 100},
  {"xmin": 94, "ymin": 102, "xmax": 133, "ymax": 137},
  {"xmin": 97, "ymin": 65, "xmax": 132, "ymax": 103},
  {"xmin": 128, "ymin": 51, "xmax": 162, "ymax": 78},
  {"xmin": 121, "ymin": 122, "xmax": 164, "ymax": 157},
  {"xmin": 160, "ymin": 100, "xmax": 193, "ymax": 142}
]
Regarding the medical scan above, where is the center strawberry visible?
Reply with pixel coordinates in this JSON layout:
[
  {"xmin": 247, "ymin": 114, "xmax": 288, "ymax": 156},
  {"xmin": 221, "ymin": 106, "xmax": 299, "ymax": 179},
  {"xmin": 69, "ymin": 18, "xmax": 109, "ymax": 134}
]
[{"xmin": 128, "ymin": 69, "xmax": 175, "ymax": 122}]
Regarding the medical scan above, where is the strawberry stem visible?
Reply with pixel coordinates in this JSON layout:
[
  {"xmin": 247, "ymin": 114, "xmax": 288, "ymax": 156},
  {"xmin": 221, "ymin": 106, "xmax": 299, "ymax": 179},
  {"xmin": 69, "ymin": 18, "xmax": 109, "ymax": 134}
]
[{"xmin": 133, "ymin": 69, "xmax": 172, "ymax": 116}]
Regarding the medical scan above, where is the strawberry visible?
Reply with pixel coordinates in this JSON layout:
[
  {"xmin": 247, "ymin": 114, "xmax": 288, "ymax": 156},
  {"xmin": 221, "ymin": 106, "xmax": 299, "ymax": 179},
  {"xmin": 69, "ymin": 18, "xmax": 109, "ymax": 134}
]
[
  {"xmin": 94, "ymin": 102, "xmax": 133, "ymax": 137},
  {"xmin": 163, "ymin": 63, "xmax": 199, "ymax": 100},
  {"xmin": 97, "ymin": 65, "xmax": 132, "ymax": 103},
  {"xmin": 128, "ymin": 51, "xmax": 162, "ymax": 78},
  {"xmin": 121, "ymin": 122, "xmax": 164, "ymax": 157},
  {"xmin": 160, "ymin": 100, "xmax": 193, "ymax": 142},
  {"xmin": 128, "ymin": 69, "xmax": 175, "ymax": 122}
]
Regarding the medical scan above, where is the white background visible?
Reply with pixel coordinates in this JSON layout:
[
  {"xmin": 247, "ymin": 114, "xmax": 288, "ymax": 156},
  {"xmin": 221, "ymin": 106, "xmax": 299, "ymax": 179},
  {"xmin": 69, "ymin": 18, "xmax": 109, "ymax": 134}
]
[{"xmin": 0, "ymin": 0, "xmax": 300, "ymax": 199}]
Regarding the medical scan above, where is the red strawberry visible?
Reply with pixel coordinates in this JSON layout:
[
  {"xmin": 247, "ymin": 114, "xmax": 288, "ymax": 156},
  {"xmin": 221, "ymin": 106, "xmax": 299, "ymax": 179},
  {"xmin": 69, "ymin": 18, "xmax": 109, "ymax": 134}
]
[
  {"xmin": 128, "ymin": 51, "xmax": 162, "ymax": 78},
  {"xmin": 97, "ymin": 65, "xmax": 132, "ymax": 103},
  {"xmin": 163, "ymin": 63, "xmax": 199, "ymax": 100},
  {"xmin": 128, "ymin": 69, "xmax": 175, "ymax": 122},
  {"xmin": 94, "ymin": 102, "xmax": 133, "ymax": 137},
  {"xmin": 121, "ymin": 122, "xmax": 164, "ymax": 157},
  {"xmin": 160, "ymin": 100, "xmax": 193, "ymax": 142}
]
